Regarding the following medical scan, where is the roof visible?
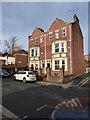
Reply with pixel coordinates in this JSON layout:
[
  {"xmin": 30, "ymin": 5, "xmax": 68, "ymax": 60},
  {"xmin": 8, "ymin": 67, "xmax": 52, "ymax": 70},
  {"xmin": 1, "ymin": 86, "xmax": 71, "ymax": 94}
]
[
  {"xmin": 48, "ymin": 18, "xmax": 67, "ymax": 30},
  {"xmin": 36, "ymin": 27, "xmax": 44, "ymax": 32},
  {"xmin": 31, "ymin": 27, "xmax": 44, "ymax": 37}
]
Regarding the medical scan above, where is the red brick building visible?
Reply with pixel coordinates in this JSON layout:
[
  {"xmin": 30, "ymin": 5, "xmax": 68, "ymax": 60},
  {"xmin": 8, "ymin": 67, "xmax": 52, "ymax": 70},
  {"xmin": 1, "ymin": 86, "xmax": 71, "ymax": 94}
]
[
  {"xmin": 28, "ymin": 14, "xmax": 85, "ymax": 77},
  {"xmin": 0, "ymin": 53, "xmax": 28, "ymax": 74},
  {"xmin": 15, "ymin": 53, "xmax": 28, "ymax": 69}
]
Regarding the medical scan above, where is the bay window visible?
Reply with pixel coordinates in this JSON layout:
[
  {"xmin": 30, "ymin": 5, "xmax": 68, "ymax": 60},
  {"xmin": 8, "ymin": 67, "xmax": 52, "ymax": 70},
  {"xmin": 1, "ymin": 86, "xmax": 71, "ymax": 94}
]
[
  {"xmin": 35, "ymin": 49, "xmax": 38, "ymax": 56},
  {"xmin": 61, "ymin": 43, "xmax": 65, "ymax": 52},
  {"xmin": 55, "ymin": 43, "xmax": 59, "ymax": 52},
  {"xmin": 31, "ymin": 49, "xmax": 34, "ymax": 57},
  {"xmin": 62, "ymin": 59, "xmax": 65, "ymax": 70},
  {"xmin": 55, "ymin": 60, "xmax": 59, "ymax": 70}
]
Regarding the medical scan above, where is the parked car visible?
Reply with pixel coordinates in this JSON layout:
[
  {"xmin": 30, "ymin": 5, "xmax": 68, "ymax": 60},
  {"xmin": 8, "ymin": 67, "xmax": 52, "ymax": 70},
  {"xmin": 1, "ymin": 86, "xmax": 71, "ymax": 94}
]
[
  {"xmin": 0, "ymin": 68, "xmax": 10, "ymax": 77},
  {"xmin": 13, "ymin": 71, "xmax": 37, "ymax": 83},
  {"xmin": 50, "ymin": 97, "xmax": 90, "ymax": 120}
]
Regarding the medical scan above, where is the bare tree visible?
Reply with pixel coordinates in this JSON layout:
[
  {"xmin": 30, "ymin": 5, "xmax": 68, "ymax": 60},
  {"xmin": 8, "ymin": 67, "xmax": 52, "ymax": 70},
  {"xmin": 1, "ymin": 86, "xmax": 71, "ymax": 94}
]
[{"xmin": 4, "ymin": 36, "xmax": 22, "ymax": 54}]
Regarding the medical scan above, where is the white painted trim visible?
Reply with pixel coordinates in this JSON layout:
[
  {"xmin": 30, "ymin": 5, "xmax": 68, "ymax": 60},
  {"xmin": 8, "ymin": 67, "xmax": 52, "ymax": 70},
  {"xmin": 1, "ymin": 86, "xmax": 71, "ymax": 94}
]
[
  {"xmin": 62, "ymin": 27, "xmax": 66, "ymax": 29},
  {"xmin": 31, "ymin": 38, "xmax": 33, "ymax": 41},
  {"xmin": 35, "ymin": 37, "xmax": 38, "ymax": 39},
  {"xmin": 30, "ymin": 47, "xmax": 40, "ymax": 57},
  {"xmin": 49, "ymin": 32, "xmax": 53, "ymax": 34},
  {"xmin": 55, "ymin": 29, "xmax": 59, "ymax": 32},
  {"xmin": 52, "ymin": 58, "xmax": 67, "ymax": 71},
  {"xmin": 52, "ymin": 41, "xmax": 67, "ymax": 53}
]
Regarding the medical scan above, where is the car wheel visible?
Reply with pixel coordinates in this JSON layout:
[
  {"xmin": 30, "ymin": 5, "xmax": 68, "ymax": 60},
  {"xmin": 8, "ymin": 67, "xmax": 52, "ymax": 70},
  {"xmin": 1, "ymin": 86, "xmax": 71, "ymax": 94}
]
[
  {"xmin": 23, "ymin": 78, "xmax": 26, "ymax": 83},
  {"xmin": 13, "ymin": 76, "xmax": 16, "ymax": 81}
]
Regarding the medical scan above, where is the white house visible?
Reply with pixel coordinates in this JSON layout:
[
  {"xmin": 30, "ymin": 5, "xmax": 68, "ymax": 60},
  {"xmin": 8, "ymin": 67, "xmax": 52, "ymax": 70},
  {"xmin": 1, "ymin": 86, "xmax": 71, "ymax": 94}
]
[{"xmin": 0, "ymin": 56, "xmax": 15, "ymax": 65}]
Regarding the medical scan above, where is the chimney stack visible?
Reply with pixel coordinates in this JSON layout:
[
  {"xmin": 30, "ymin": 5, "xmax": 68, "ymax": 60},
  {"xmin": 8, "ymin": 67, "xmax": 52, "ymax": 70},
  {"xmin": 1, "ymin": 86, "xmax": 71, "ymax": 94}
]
[{"xmin": 73, "ymin": 14, "xmax": 79, "ymax": 23}]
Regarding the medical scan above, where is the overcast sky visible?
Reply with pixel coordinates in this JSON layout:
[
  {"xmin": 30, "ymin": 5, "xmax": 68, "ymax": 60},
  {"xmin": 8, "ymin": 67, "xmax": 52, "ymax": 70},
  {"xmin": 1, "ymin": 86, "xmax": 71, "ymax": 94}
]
[{"xmin": 1, "ymin": 2, "xmax": 88, "ymax": 54}]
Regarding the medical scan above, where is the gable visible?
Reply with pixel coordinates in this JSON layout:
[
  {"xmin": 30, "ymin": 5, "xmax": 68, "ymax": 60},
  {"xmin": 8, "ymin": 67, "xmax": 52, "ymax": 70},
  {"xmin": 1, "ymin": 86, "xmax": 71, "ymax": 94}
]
[
  {"xmin": 49, "ymin": 18, "xmax": 67, "ymax": 31},
  {"xmin": 31, "ymin": 27, "xmax": 44, "ymax": 38}
]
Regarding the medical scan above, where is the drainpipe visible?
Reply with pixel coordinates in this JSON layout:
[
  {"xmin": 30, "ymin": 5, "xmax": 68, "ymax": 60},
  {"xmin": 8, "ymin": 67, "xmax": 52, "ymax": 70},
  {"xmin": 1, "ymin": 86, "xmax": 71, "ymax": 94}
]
[{"xmin": 44, "ymin": 34, "xmax": 46, "ymax": 74}]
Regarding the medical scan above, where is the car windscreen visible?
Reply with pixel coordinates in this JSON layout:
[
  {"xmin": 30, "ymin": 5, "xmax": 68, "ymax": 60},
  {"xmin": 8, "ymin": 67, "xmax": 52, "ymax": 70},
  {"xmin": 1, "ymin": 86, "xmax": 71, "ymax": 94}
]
[
  {"xmin": 28, "ymin": 72, "xmax": 35, "ymax": 75},
  {"xmin": 17, "ymin": 71, "xmax": 26, "ymax": 74}
]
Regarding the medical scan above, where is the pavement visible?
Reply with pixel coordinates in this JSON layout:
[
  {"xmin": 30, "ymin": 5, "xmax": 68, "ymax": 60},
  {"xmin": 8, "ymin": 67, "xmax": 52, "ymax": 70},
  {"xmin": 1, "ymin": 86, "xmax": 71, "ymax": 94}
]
[
  {"xmin": 37, "ymin": 81, "xmax": 72, "ymax": 89},
  {"xmin": 37, "ymin": 73, "xmax": 90, "ymax": 88},
  {"xmin": 0, "ymin": 104, "xmax": 22, "ymax": 120}
]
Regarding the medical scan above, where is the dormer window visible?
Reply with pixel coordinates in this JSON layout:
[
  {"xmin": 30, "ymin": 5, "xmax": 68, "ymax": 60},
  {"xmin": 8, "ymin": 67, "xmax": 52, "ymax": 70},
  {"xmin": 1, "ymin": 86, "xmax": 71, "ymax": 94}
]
[{"xmin": 62, "ymin": 28, "xmax": 66, "ymax": 37}]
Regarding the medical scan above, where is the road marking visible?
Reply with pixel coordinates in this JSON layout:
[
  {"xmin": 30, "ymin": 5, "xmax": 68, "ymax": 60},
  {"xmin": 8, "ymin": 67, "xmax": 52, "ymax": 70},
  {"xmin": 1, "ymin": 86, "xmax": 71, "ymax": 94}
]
[
  {"xmin": 76, "ymin": 77, "xmax": 89, "ymax": 87},
  {"xmin": 36, "ymin": 104, "xmax": 47, "ymax": 111},
  {"xmin": 22, "ymin": 116, "xmax": 28, "ymax": 119}
]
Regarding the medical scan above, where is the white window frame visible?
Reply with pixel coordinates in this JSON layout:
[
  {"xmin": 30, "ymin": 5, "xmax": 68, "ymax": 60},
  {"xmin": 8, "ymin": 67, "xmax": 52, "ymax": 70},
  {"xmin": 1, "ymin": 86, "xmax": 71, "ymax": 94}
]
[
  {"xmin": 31, "ymin": 49, "xmax": 34, "ymax": 57},
  {"xmin": 40, "ymin": 37, "xmax": 43, "ymax": 43},
  {"xmin": 35, "ymin": 39, "xmax": 38, "ymax": 44},
  {"xmin": 61, "ymin": 43, "xmax": 65, "ymax": 53},
  {"xmin": 62, "ymin": 28, "xmax": 66, "ymax": 37},
  {"xmin": 35, "ymin": 49, "xmax": 38, "ymax": 56},
  {"xmin": 59, "ymin": 41, "xmax": 67, "ymax": 53},
  {"xmin": 55, "ymin": 43, "xmax": 59, "ymax": 53},
  {"xmin": 62, "ymin": 59, "xmax": 65, "ymax": 70},
  {"xmin": 49, "ymin": 34, "xmax": 52, "ymax": 40},
  {"xmin": 55, "ymin": 60, "xmax": 60, "ymax": 70},
  {"xmin": 55, "ymin": 32, "xmax": 59, "ymax": 39}
]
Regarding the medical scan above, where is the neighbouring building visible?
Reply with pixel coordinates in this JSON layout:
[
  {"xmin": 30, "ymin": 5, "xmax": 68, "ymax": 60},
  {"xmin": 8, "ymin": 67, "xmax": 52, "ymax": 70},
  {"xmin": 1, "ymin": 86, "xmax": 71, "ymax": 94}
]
[
  {"xmin": 0, "ymin": 55, "xmax": 15, "ymax": 66},
  {"xmin": 85, "ymin": 54, "xmax": 90, "ymax": 67},
  {"xmin": 28, "ymin": 14, "xmax": 85, "ymax": 78},
  {"xmin": 85, "ymin": 54, "xmax": 90, "ymax": 73},
  {"xmin": 15, "ymin": 53, "xmax": 28, "ymax": 69},
  {"xmin": 0, "ymin": 52, "xmax": 28, "ymax": 74}
]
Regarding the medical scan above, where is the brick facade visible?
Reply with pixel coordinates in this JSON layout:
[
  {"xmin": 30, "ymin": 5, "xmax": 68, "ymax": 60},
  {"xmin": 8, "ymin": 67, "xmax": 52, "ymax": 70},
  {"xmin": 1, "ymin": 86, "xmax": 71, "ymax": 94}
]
[
  {"xmin": 15, "ymin": 53, "xmax": 28, "ymax": 68},
  {"xmin": 28, "ymin": 14, "xmax": 85, "ymax": 79}
]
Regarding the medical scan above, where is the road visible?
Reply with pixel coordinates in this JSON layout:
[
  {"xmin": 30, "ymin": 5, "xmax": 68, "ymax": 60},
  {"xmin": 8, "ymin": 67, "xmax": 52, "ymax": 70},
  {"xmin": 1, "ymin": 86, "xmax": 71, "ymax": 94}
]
[{"xmin": 2, "ymin": 77, "xmax": 89, "ymax": 119}]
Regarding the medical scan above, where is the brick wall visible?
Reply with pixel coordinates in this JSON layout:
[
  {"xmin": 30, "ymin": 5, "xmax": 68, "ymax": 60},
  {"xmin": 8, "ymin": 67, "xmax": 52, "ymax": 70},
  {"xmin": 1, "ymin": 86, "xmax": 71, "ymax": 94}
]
[
  {"xmin": 46, "ymin": 68, "xmax": 64, "ymax": 84},
  {"xmin": 15, "ymin": 54, "xmax": 28, "ymax": 68},
  {"xmin": 72, "ymin": 15, "xmax": 85, "ymax": 76}
]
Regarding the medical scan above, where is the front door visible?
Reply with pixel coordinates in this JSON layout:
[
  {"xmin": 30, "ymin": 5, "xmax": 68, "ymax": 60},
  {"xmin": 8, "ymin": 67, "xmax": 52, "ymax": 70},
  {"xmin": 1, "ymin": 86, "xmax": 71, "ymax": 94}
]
[{"xmin": 47, "ymin": 63, "xmax": 50, "ymax": 68}]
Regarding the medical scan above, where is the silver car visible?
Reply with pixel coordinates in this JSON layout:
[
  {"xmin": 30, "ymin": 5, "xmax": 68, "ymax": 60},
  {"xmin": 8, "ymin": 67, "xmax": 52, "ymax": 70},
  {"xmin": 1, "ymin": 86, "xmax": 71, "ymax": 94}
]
[
  {"xmin": 0, "ymin": 69, "xmax": 10, "ymax": 77},
  {"xmin": 14, "ymin": 71, "xmax": 37, "ymax": 83}
]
